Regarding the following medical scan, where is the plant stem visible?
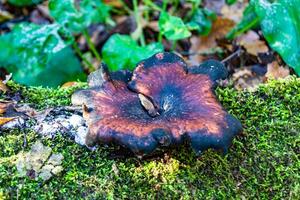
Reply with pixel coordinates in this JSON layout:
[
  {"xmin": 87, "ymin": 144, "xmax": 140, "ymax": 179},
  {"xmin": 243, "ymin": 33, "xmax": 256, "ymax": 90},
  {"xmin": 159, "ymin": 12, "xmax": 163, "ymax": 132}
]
[
  {"xmin": 143, "ymin": 0, "xmax": 162, "ymax": 12},
  {"xmin": 162, "ymin": 0, "xmax": 168, "ymax": 11},
  {"xmin": 185, "ymin": 0, "xmax": 201, "ymax": 21},
  {"xmin": 171, "ymin": 0, "xmax": 179, "ymax": 14},
  {"xmin": 120, "ymin": 0, "xmax": 132, "ymax": 14},
  {"xmin": 83, "ymin": 29, "xmax": 101, "ymax": 62},
  {"xmin": 221, "ymin": 49, "xmax": 244, "ymax": 64},
  {"xmin": 171, "ymin": 40, "xmax": 177, "ymax": 51},
  {"xmin": 133, "ymin": 0, "xmax": 145, "ymax": 46},
  {"xmin": 72, "ymin": 42, "xmax": 94, "ymax": 70},
  {"xmin": 157, "ymin": 0, "xmax": 168, "ymax": 43}
]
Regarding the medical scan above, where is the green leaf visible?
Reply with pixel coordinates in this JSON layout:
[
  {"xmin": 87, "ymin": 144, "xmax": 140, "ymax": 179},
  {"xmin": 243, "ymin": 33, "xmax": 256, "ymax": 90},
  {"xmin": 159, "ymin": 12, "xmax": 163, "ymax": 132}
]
[
  {"xmin": 226, "ymin": 0, "xmax": 237, "ymax": 5},
  {"xmin": 226, "ymin": 3, "xmax": 260, "ymax": 40},
  {"xmin": 80, "ymin": 0, "xmax": 114, "ymax": 26},
  {"xmin": 158, "ymin": 12, "xmax": 191, "ymax": 41},
  {"xmin": 187, "ymin": 0, "xmax": 202, "ymax": 3},
  {"xmin": 49, "ymin": 0, "xmax": 112, "ymax": 34},
  {"xmin": 102, "ymin": 34, "xmax": 164, "ymax": 71},
  {"xmin": 8, "ymin": 0, "xmax": 43, "ymax": 6},
  {"xmin": 186, "ymin": 8, "xmax": 216, "ymax": 36},
  {"xmin": 253, "ymin": 0, "xmax": 300, "ymax": 75},
  {"xmin": 0, "ymin": 23, "xmax": 85, "ymax": 87}
]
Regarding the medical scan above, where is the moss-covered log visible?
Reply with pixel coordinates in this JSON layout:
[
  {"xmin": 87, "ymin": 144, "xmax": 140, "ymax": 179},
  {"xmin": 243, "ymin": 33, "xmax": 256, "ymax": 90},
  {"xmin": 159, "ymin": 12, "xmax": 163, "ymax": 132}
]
[{"xmin": 0, "ymin": 77, "xmax": 299, "ymax": 199}]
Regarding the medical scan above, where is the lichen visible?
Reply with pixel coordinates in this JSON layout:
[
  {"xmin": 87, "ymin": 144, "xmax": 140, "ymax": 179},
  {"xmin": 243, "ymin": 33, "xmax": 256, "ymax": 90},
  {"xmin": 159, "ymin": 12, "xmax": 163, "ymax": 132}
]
[{"xmin": 16, "ymin": 140, "xmax": 64, "ymax": 181}]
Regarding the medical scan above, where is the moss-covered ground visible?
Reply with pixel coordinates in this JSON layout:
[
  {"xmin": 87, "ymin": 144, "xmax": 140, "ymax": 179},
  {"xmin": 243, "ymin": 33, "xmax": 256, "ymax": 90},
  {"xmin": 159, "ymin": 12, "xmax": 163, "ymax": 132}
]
[{"xmin": 0, "ymin": 78, "xmax": 299, "ymax": 199}]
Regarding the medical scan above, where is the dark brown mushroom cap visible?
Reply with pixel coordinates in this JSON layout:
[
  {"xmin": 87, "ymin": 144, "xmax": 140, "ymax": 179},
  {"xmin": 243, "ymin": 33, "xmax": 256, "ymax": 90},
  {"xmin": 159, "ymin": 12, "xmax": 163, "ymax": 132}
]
[{"xmin": 72, "ymin": 52, "xmax": 242, "ymax": 156}]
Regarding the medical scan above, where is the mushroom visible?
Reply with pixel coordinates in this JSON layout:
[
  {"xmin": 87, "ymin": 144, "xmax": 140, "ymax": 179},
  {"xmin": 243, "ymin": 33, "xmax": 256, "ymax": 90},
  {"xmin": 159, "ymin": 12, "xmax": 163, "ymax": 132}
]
[{"xmin": 72, "ymin": 52, "xmax": 242, "ymax": 156}]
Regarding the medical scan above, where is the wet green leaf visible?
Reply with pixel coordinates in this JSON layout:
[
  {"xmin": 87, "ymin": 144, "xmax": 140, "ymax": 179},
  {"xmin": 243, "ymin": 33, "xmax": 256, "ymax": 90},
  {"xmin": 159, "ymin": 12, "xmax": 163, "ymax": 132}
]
[
  {"xmin": 102, "ymin": 34, "xmax": 164, "ymax": 71},
  {"xmin": 49, "ymin": 0, "xmax": 113, "ymax": 34},
  {"xmin": 0, "ymin": 23, "xmax": 85, "ymax": 87},
  {"xmin": 158, "ymin": 12, "xmax": 191, "ymax": 40},
  {"xmin": 226, "ymin": 0, "xmax": 237, "ymax": 5},
  {"xmin": 8, "ymin": 0, "xmax": 42, "ymax": 6},
  {"xmin": 186, "ymin": 8, "xmax": 216, "ymax": 36},
  {"xmin": 253, "ymin": 0, "xmax": 300, "ymax": 75}
]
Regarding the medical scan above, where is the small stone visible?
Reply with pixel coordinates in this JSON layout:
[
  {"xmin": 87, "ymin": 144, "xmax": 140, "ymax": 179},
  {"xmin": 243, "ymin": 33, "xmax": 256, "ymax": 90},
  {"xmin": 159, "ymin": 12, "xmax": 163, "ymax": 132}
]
[
  {"xmin": 60, "ymin": 120, "xmax": 71, "ymax": 130},
  {"xmin": 74, "ymin": 126, "xmax": 88, "ymax": 145},
  {"xmin": 69, "ymin": 115, "xmax": 85, "ymax": 129},
  {"xmin": 37, "ymin": 123, "xmax": 58, "ymax": 136}
]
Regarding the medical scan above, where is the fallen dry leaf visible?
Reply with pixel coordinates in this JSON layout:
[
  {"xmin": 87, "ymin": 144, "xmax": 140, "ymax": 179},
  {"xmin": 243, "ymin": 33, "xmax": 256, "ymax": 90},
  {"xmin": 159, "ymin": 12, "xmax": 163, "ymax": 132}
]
[
  {"xmin": 232, "ymin": 67, "xmax": 264, "ymax": 91},
  {"xmin": 146, "ymin": 21, "xmax": 159, "ymax": 32},
  {"xmin": 237, "ymin": 31, "xmax": 269, "ymax": 56},
  {"xmin": 0, "ymin": 101, "xmax": 26, "ymax": 127},
  {"xmin": 0, "ymin": 101, "xmax": 12, "ymax": 114},
  {"xmin": 189, "ymin": 17, "xmax": 235, "ymax": 64},
  {"xmin": 0, "ymin": 117, "xmax": 16, "ymax": 126},
  {"xmin": 221, "ymin": 0, "xmax": 247, "ymax": 23},
  {"xmin": 266, "ymin": 61, "xmax": 290, "ymax": 79},
  {"xmin": 0, "ymin": 81, "xmax": 8, "ymax": 93},
  {"xmin": 61, "ymin": 81, "xmax": 79, "ymax": 88},
  {"xmin": 0, "ymin": 102, "xmax": 33, "ymax": 128},
  {"xmin": 203, "ymin": 0, "xmax": 226, "ymax": 14},
  {"xmin": 0, "ymin": 9, "xmax": 14, "ymax": 23},
  {"xmin": 103, "ymin": 0, "xmax": 123, "ymax": 8}
]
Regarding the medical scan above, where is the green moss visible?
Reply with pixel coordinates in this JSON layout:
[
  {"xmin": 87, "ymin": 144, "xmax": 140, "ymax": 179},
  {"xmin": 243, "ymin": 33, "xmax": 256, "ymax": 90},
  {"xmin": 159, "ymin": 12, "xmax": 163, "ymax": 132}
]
[
  {"xmin": 3, "ymin": 81, "xmax": 87, "ymax": 109},
  {"xmin": 0, "ymin": 77, "xmax": 299, "ymax": 199}
]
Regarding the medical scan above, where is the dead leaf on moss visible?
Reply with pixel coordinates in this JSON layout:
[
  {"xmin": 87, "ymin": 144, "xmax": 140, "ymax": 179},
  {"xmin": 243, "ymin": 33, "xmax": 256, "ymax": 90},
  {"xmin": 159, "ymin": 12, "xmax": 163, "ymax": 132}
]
[
  {"xmin": 16, "ymin": 141, "xmax": 64, "ymax": 181},
  {"xmin": 0, "ymin": 117, "xmax": 16, "ymax": 126},
  {"xmin": 266, "ymin": 61, "xmax": 290, "ymax": 79},
  {"xmin": 61, "ymin": 81, "xmax": 79, "ymax": 88},
  {"xmin": 237, "ymin": 31, "xmax": 269, "ymax": 56},
  {"xmin": 0, "ymin": 101, "xmax": 18, "ymax": 126},
  {"xmin": 0, "ymin": 102, "xmax": 30, "ymax": 118},
  {"xmin": 189, "ymin": 17, "xmax": 235, "ymax": 64},
  {"xmin": 0, "ymin": 101, "xmax": 11, "ymax": 114},
  {"xmin": 0, "ymin": 81, "xmax": 8, "ymax": 93},
  {"xmin": 0, "ymin": 74, "xmax": 12, "ymax": 93},
  {"xmin": 0, "ymin": 101, "xmax": 49, "ymax": 121},
  {"xmin": 0, "ymin": 9, "xmax": 14, "ymax": 23},
  {"xmin": 232, "ymin": 67, "xmax": 264, "ymax": 91}
]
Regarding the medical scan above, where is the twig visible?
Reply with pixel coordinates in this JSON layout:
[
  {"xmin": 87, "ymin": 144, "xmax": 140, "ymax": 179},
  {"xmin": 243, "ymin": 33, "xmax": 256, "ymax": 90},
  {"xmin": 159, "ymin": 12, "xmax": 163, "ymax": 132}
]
[
  {"xmin": 72, "ymin": 42, "xmax": 94, "ymax": 70},
  {"xmin": 179, "ymin": 47, "xmax": 223, "ymax": 56},
  {"xmin": 83, "ymin": 29, "xmax": 102, "ymax": 62},
  {"xmin": 221, "ymin": 49, "xmax": 244, "ymax": 64}
]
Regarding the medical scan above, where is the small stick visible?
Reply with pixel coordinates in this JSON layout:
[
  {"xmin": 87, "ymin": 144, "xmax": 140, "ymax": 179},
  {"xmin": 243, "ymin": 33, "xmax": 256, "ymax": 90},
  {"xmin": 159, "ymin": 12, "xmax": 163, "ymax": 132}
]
[{"xmin": 221, "ymin": 49, "xmax": 243, "ymax": 64}]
